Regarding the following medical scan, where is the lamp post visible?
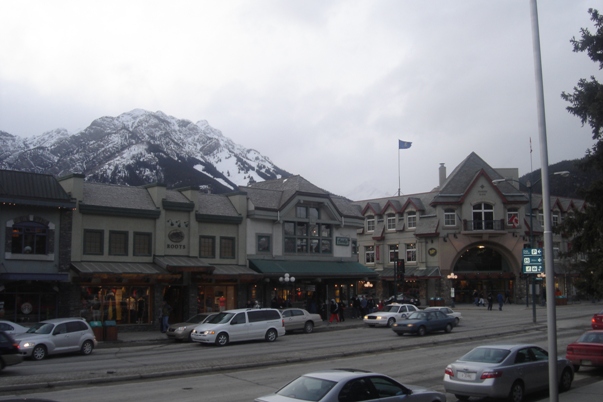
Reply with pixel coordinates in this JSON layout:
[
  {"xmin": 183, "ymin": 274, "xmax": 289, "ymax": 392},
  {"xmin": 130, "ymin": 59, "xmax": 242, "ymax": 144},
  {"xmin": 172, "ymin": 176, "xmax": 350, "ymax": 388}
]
[
  {"xmin": 447, "ymin": 273, "xmax": 458, "ymax": 307},
  {"xmin": 492, "ymin": 170, "xmax": 568, "ymax": 324},
  {"xmin": 279, "ymin": 273, "xmax": 295, "ymax": 306}
]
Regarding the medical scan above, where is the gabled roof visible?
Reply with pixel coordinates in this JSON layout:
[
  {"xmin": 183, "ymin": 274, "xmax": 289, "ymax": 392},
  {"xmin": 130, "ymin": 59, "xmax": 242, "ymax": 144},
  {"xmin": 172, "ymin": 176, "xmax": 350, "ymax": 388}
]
[
  {"xmin": 361, "ymin": 202, "xmax": 382, "ymax": 216},
  {"xmin": 196, "ymin": 193, "xmax": 241, "ymax": 219},
  {"xmin": 82, "ymin": 182, "xmax": 157, "ymax": 211},
  {"xmin": 401, "ymin": 197, "xmax": 426, "ymax": 212},
  {"xmin": 0, "ymin": 169, "xmax": 75, "ymax": 208},
  {"xmin": 431, "ymin": 152, "xmax": 527, "ymax": 205},
  {"xmin": 241, "ymin": 175, "xmax": 362, "ymax": 219}
]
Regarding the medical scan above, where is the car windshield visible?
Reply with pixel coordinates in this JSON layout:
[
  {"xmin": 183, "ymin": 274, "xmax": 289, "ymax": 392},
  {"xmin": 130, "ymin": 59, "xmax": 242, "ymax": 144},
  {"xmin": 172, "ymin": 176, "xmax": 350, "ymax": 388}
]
[
  {"xmin": 577, "ymin": 332, "xmax": 603, "ymax": 343},
  {"xmin": 186, "ymin": 314, "xmax": 209, "ymax": 324},
  {"xmin": 26, "ymin": 323, "xmax": 54, "ymax": 334},
  {"xmin": 459, "ymin": 347, "xmax": 511, "ymax": 363},
  {"xmin": 276, "ymin": 375, "xmax": 336, "ymax": 401},
  {"xmin": 384, "ymin": 305, "xmax": 399, "ymax": 313},
  {"xmin": 407, "ymin": 312, "xmax": 426, "ymax": 320},
  {"xmin": 205, "ymin": 312, "xmax": 235, "ymax": 324}
]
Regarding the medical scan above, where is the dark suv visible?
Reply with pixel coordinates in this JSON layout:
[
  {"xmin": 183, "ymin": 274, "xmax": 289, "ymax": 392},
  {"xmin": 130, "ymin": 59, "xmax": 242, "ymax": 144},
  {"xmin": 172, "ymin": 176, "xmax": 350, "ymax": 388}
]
[{"xmin": 0, "ymin": 331, "xmax": 23, "ymax": 370}]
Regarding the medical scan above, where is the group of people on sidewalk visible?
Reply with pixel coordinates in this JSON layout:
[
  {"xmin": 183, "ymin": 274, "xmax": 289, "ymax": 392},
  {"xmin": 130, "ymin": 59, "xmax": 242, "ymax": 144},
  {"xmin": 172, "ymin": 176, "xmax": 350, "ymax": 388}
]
[{"xmin": 473, "ymin": 289, "xmax": 507, "ymax": 311}]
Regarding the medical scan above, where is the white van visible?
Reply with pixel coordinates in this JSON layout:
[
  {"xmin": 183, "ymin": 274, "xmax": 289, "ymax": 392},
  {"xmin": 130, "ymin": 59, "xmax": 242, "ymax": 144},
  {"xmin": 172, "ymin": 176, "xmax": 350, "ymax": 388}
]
[{"xmin": 190, "ymin": 308, "xmax": 285, "ymax": 346}]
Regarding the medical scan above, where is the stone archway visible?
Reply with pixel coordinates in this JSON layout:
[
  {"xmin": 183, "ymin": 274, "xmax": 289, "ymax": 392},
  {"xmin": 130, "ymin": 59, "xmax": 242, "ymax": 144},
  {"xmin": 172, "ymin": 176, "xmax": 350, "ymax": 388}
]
[{"xmin": 449, "ymin": 242, "xmax": 518, "ymax": 304}]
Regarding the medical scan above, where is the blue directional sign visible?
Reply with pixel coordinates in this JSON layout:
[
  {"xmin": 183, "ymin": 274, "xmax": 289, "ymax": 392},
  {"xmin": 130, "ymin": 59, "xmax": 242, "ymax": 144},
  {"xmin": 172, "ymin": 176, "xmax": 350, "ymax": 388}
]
[{"xmin": 522, "ymin": 248, "xmax": 544, "ymax": 274}]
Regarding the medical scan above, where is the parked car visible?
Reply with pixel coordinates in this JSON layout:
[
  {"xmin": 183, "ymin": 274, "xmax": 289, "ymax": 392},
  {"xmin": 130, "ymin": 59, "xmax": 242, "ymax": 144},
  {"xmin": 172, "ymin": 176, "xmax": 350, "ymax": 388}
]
[
  {"xmin": 0, "ymin": 320, "xmax": 29, "ymax": 336},
  {"xmin": 391, "ymin": 310, "xmax": 455, "ymax": 336},
  {"xmin": 0, "ymin": 331, "xmax": 23, "ymax": 370},
  {"xmin": 254, "ymin": 369, "xmax": 446, "ymax": 402},
  {"xmin": 566, "ymin": 330, "xmax": 603, "ymax": 372},
  {"xmin": 424, "ymin": 306, "xmax": 462, "ymax": 326},
  {"xmin": 191, "ymin": 308, "xmax": 285, "ymax": 346},
  {"xmin": 364, "ymin": 303, "xmax": 419, "ymax": 328},
  {"xmin": 280, "ymin": 308, "xmax": 323, "ymax": 333},
  {"xmin": 13, "ymin": 317, "xmax": 97, "ymax": 361},
  {"xmin": 591, "ymin": 308, "xmax": 603, "ymax": 329},
  {"xmin": 444, "ymin": 344, "xmax": 573, "ymax": 402},
  {"xmin": 166, "ymin": 313, "xmax": 216, "ymax": 342},
  {"xmin": 385, "ymin": 294, "xmax": 421, "ymax": 306}
]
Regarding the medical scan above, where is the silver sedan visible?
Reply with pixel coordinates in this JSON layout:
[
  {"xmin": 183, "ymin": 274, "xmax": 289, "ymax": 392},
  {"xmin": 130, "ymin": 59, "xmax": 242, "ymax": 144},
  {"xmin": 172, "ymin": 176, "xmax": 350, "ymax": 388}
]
[
  {"xmin": 443, "ymin": 344, "xmax": 573, "ymax": 402},
  {"xmin": 280, "ymin": 308, "xmax": 323, "ymax": 333},
  {"xmin": 256, "ymin": 369, "xmax": 446, "ymax": 402}
]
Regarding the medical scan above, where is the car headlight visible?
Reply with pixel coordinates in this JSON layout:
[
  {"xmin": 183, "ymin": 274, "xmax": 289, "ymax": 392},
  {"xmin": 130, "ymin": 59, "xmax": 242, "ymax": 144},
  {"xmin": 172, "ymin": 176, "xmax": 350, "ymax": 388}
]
[
  {"xmin": 407, "ymin": 324, "xmax": 414, "ymax": 327},
  {"xmin": 21, "ymin": 341, "xmax": 35, "ymax": 348},
  {"xmin": 175, "ymin": 326, "xmax": 186, "ymax": 333},
  {"xmin": 203, "ymin": 330, "xmax": 216, "ymax": 335},
  {"xmin": 376, "ymin": 316, "xmax": 383, "ymax": 320}
]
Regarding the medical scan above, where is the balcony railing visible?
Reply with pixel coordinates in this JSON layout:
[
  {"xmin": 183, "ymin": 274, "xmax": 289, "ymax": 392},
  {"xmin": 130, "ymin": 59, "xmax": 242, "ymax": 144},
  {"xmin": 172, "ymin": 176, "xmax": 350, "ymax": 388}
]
[{"xmin": 463, "ymin": 219, "xmax": 505, "ymax": 231}]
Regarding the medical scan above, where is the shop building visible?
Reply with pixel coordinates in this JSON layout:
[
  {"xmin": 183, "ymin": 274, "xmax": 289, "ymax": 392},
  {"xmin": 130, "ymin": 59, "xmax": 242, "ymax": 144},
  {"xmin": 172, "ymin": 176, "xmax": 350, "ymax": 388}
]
[
  {"xmin": 354, "ymin": 153, "xmax": 583, "ymax": 305},
  {"xmin": 0, "ymin": 170, "xmax": 76, "ymax": 323}
]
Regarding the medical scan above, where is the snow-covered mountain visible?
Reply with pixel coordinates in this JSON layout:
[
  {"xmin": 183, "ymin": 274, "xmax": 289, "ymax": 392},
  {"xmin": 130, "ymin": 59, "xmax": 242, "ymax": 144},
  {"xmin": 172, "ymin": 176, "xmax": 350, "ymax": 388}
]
[{"xmin": 0, "ymin": 109, "xmax": 290, "ymax": 193}]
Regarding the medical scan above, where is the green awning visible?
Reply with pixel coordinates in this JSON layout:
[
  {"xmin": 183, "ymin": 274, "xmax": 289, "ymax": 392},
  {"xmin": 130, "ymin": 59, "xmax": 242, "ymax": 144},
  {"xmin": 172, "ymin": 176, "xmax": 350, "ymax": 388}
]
[{"xmin": 249, "ymin": 260, "xmax": 378, "ymax": 279}]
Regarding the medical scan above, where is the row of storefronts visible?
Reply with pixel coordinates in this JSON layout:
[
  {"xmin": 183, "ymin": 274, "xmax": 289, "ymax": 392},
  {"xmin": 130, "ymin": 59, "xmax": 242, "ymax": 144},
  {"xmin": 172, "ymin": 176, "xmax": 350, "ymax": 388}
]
[{"xmin": 0, "ymin": 153, "xmax": 583, "ymax": 328}]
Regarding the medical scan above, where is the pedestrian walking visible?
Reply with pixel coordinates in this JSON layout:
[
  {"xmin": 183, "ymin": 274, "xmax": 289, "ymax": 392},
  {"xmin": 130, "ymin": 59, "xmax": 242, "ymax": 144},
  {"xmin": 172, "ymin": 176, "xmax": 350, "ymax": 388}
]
[
  {"xmin": 329, "ymin": 299, "xmax": 340, "ymax": 323},
  {"xmin": 487, "ymin": 293, "xmax": 493, "ymax": 310},
  {"xmin": 338, "ymin": 300, "xmax": 346, "ymax": 322},
  {"xmin": 160, "ymin": 300, "xmax": 172, "ymax": 333},
  {"xmin": 497, "ymin": 292, "xmax": 504, "ymax": 311}
]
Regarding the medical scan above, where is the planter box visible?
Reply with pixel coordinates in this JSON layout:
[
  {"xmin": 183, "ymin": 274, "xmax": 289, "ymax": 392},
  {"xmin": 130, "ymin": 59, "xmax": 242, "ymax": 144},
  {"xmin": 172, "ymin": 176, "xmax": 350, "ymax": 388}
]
[{"xmin": 555, "ymin": 298, "xmax": 567, "ymax": 306}]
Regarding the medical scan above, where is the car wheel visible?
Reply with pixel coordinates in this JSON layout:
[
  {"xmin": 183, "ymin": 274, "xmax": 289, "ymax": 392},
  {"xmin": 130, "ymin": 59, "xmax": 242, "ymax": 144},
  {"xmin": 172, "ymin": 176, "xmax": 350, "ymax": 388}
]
[
  {"xmin": 573, "ymin": 364, "xmax": 580, "ymax": 373},
  {"xmin": 304, "ymin": 321, "xmax": 314, "ymax": 333},
  {"xmin": 80, "ymin": 340, "xmax": 94, "ymax": 355},
  {"xmin": 32, "ymin": 345, "xmax": 47, "ymax": 361},
  {"xmin": 187, "ymin": 331, "xmax": 194, "ymax": 342},
  {"xmin": 444, "ymin": 323, "xmax": 453, "ymax": 333},
  {"xmin": 455, "ymin": 317, "xmax": 460, "ymax": 326},
  {"xmin": 387, "ymin": 318, "xmax": 395, "ymax": 328},
  {"xmin": 265, "ymin": 328, "xmax": 278, "ymax": 342},
  {"xmin": 417, "ymin": 326, "xmax": 426, "ymax": 336},
  {"xmin": 559, "ymin": 368, "xmax": 573, "ymax": 392},
  {"xmin": 508, "ymin": 380, "xmax": 524, "ymax": 402},
  {"xmin": 215, "ymin": 332, "xmax": 229, "ymax": 346},
  {"xmin": 454, "ymin": 395, "xmax": 470, "ymax": 401}
]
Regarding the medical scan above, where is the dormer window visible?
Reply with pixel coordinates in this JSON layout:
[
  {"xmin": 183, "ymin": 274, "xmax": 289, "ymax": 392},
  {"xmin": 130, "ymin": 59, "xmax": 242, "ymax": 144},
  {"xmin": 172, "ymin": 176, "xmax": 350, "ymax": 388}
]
[
  {"xmin": 552, "ymin": 212, "xmax": 559, "ymax": 227},
  {"xmin": 366, "ymin": 216, "xmax": 375, "ymax": 232},
  {"xmin": 444, "ymin": 209, "xmax": 456, "ymax": 226},
  {"xmin": 407, "ymin": 211, "xmax": 417, "ymax": 229},
  {"xmin": 386, "ymin": 214, "xmax": 396, "ymax": 230}
]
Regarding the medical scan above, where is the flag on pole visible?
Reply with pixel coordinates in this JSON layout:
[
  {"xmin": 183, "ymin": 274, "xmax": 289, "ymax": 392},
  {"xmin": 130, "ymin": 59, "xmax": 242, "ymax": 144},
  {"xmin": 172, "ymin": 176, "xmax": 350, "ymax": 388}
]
[{"xmin": 398, "ymin": 140, "xmax": 412, "ymax": 149}]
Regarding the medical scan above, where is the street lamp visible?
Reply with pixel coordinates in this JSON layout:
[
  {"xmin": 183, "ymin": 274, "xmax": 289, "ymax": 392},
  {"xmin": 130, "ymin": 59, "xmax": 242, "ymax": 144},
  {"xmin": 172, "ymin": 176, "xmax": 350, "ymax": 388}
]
[
  {"xmin": 279, "ymin": 273, "xmax": 295, "ymax": 306},
  {"xmin": 446, "ymin": 273, "xmax": 458, "ymax": 307},
  {"xmin": 492, "ymin": 170, "xmax": 569, "ymax": 323}
]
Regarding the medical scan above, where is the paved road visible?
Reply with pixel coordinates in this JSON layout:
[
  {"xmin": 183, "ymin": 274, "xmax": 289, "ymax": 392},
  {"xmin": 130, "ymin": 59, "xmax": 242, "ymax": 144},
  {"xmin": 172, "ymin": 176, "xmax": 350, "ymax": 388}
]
[{"xmin": 0, "ymin": 302, "xmax": 598, "ymax": 400}]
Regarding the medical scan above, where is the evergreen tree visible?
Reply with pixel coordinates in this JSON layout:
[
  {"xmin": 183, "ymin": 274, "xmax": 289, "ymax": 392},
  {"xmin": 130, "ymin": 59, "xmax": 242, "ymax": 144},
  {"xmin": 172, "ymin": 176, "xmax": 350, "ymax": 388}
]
[{"xmin": 558, "ymin": 8, "xmax": 603, "ymax": 299}]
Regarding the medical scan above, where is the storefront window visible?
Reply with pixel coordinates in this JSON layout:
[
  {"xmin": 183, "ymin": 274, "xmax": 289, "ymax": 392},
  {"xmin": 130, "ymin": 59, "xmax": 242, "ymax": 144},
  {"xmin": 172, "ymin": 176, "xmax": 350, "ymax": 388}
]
[
  {"xmin": 0, "ymin": 283, "xmax": 58, "ymax": 323},
  {"xmin": 79, "ymin": 286, "xmax": 151, "ymax": 324}
]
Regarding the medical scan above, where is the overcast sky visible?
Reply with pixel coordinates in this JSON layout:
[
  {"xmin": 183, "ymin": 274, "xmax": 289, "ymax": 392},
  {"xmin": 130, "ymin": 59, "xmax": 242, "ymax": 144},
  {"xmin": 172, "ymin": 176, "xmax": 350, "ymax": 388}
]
[{"xmin": 0, "ymin": 0, "xmax": 599, "ymax": 200}]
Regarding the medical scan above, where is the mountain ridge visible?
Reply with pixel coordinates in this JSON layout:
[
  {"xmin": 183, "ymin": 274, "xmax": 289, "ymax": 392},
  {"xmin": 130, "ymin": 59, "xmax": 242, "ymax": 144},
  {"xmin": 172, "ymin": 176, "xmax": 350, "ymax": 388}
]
[{"xmin": 0, "ymin": 109, "xmax": 292, "ymax": 193}]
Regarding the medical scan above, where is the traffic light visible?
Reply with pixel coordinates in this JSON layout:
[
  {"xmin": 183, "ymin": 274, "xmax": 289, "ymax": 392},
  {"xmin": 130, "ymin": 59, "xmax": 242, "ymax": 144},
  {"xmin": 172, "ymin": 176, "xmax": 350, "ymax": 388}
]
[{"xmin": 396, "ymin": 259, "xmax": 405, "ymax": 282}]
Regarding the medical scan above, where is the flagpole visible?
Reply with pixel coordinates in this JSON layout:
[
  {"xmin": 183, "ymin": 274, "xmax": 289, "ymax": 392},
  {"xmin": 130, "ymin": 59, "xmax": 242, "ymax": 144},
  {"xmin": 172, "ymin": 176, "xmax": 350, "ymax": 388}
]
[{"xmin": 398, "ymin": 147, "xmax": 401, "ymax": 196}]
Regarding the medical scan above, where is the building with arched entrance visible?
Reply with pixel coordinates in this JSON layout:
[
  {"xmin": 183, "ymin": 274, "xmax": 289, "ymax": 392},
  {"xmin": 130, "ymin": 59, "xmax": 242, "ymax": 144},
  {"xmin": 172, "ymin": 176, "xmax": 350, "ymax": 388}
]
[{"xmin": 354, "ymin": 152, "xmax": 583, "ymax": 306}]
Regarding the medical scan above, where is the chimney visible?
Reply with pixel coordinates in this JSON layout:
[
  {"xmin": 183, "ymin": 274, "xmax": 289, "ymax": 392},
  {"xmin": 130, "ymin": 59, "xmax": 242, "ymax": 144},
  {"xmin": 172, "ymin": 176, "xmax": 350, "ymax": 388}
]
[{"xmin": 439, "ymin": 163, "xmax": 446, "ymax": 187}]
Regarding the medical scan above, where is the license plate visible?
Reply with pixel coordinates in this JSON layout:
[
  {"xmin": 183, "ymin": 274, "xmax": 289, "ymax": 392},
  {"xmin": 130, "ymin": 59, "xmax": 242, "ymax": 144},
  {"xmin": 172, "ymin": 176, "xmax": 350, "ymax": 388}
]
[{"xmin": 457, "ymin": 371, "xmax": 476, "ymax": 381}]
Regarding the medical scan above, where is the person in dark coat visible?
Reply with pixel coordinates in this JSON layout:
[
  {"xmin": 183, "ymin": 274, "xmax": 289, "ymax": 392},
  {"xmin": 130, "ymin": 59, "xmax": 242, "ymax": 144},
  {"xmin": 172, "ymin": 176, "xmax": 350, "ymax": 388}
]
[{"xmin": 328, "ymin": 299, "xmax": 340, "ymax": 323}]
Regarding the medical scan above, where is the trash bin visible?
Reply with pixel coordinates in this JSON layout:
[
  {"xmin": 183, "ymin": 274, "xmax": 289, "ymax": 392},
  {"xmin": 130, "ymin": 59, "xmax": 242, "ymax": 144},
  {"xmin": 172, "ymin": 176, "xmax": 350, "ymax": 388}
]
[
  {"xmin": 90, "ymin": 321, "xmax": 103, "ymax": 341},
  {"xmin": 104, "ymin": 320, "xmax": 118, "ymax": 341}
]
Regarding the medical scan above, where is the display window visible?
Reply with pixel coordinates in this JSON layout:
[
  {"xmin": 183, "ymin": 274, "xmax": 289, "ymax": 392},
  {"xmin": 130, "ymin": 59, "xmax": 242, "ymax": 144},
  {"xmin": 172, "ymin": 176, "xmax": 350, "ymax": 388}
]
[{"xmin": 79, "ymin": 286, "xmax": 151, "ymax": 324}]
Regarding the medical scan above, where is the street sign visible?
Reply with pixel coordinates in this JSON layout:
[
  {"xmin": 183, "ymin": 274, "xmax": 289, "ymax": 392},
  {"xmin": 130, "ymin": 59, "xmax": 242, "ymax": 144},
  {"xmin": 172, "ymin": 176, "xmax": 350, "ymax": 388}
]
[{"xmin": 522, "ymin": 248, "xmax": 544, "ymax": 274}]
